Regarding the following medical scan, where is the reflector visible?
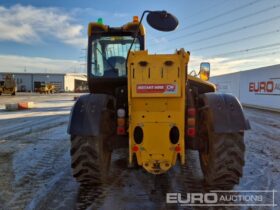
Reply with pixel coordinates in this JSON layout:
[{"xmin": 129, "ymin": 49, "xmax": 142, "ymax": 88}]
[{"xmin": 132, "ymin": 145, "xmax": 139, "ymax": 152}]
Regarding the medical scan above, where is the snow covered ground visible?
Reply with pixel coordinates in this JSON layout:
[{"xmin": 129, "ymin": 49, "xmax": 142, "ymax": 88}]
[{"xmin": 0, "ymin": 94, "xmax": 279, "ymax": 210}]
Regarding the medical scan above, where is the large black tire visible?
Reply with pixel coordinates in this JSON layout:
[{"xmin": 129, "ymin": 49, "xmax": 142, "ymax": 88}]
[
  {"xmin": 199, "ymin": 110, "xmax": 245, "ymax": 190},
  {"xmin": 71, "ymin": 135, "xmax": 111, "ymax": 184}
]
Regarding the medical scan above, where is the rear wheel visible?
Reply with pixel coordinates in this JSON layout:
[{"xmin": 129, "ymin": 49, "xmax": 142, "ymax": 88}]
[
  {"xmin": 199, "ymin": 110, "xmax": 245, "ymax": 190},
  {"xmin": 71, "ymin": 135, "xmax": 111, "ymax": 184}
]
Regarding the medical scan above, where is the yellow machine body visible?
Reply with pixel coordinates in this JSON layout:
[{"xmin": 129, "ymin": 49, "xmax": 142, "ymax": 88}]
[
  {"xmin": 127, "ymin": 49, "xmax": 189, "ymax": 174},
  {"xmin": 36, "ymin": 84, "xmax": 55, "ymax": 94},
  {"xmin": 0, "ymin": 74, "xmax": 16, "ymax": 95}
]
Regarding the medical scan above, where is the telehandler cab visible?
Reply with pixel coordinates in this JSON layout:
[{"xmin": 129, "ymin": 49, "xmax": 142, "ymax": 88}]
[{"xmin": 68, "ymin": 11, "xmax": 250, "ymax": 189}]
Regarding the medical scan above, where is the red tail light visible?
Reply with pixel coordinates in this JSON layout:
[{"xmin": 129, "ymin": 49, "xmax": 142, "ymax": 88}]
[
  {"xmin": 117, "ymin": 126, "xmax": 125, "ymax": 135},
  {"xmin": 117, "ymin": 108, "xmax": 126, "ymax": 135},
  {"xmin": 188, "ymin": 108, "xmax": 196, "ymax": 117},
  {"xmin": 187, "ymin": 128, "xmax": 196, "ymax": 137},
  {"xmin": 132, "ymin": 145, "xmax": 139, "ymax": 152},
  {"xmin": 175, "ymin": 145, "xmax": 181, "ymax": 152}
]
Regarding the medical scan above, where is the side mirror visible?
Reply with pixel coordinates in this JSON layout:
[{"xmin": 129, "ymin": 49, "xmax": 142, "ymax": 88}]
[
  {"xmin": 200, "ymin": 62, "xmax": 210, "ymax": 81},
  {"xmin": 146, "ymin": 11, "xmax": 178, "ymax": 32}
]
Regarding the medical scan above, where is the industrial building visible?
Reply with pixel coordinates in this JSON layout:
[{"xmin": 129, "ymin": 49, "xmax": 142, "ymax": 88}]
[
  {"xmin": 211, "ymin": 64, "xmax": 280, "ymax": 111},
  {"xmin": 0, "ymin": 72, "xmax": 87, "ymax": 92}
]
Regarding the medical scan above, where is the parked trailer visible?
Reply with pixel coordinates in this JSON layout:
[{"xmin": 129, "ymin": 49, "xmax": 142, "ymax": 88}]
[{"xmin": 211, "ymin": 64, "xmax": 280, "ymax": 111}]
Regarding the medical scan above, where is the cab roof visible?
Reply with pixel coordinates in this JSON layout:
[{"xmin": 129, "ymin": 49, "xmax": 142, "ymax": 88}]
[{"xmin": 88, "ymin": 21, "xmax": 145, "ymax": 37}]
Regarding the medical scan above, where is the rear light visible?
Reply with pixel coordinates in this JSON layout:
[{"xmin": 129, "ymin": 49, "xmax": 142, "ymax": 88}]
[
  {"xmin": 117, "ymin": 109, "xmax": 125, "ymax": 117},
  {"xmin": 187, "ymin": 128, "xmax": 196, "ymax": 137},
  {"xmin": 187, "ymin": 108, "xmax": 196, "ymax": 138},
  {"xmin": 117, "ymin": 108, "xmax": 126, "ymax": 135},
  {"xmin": 188, "ymin": 108, "xmax": 196, "ymax": 117},
  {"xmin": 187, "ymin": 118, "xmax": 195, "ymax": 126},
  {"xmin": 132, "ymin": 145, "xmax": 139, "ymax": 152},
  {"xmin": 117, "ymin": 126, "xmax": 125, "ymax": 135},
  {"xmin": 175, "ymin": 145, "xmax": 181, "ymax": 152},
  {"xmin": 117, "ymin": 118, "xmax": 125, "ymax": 126}
]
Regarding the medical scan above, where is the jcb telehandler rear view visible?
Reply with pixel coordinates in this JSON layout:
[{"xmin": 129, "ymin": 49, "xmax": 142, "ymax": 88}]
[{"xmin": 68, "ymin": 11, "xmax": 250, "ymax": 189}]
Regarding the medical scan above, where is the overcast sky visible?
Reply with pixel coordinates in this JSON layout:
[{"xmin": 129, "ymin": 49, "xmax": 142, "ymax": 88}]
[{"xmin": 0, "ymin": 0, "xmax": 279, "ymax": 75}]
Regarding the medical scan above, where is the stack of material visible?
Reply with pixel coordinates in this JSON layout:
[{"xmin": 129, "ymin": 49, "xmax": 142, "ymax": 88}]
[{"xmin": 5, "ymin": 101, "xmax": 34, "ymax": 111}]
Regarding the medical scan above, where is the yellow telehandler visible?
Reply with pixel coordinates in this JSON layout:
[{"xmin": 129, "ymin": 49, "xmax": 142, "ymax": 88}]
[
  {"xmin": 0, "ymin": 74, "xmax": 16, "ymax": 96},
  {"xmin": 68, "ymin": 11, "xmax": 250, "ymax": 189},
  {"xmin": 35, "ymin": 83, "xmax": 55, "ymax": 94}
]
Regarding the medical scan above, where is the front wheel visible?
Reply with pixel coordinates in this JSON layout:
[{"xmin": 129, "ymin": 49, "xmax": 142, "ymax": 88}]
[
  {"xmin": 199, "ymin": 111, "xmax": 245, "ymax": 190},
  {"xmin": 70, "ymin": 135, "xmax": 111, "ymax": 184}
]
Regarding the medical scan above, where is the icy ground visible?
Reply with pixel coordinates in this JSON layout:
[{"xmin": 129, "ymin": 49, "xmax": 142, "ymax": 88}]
[{"xmin": 0, "ymin": 93, "xmax": 279, "ymax": 210}]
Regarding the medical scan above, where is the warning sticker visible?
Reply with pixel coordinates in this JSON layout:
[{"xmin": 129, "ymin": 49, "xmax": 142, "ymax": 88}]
[{"xmin": 136, "ymin": 84, "xmax": 177, "ymax": 94}]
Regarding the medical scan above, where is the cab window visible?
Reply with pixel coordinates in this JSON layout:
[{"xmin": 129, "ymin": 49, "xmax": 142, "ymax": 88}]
[{"xmin": 91, "ymin": 36, "xmax": 140, "ymax": 77}]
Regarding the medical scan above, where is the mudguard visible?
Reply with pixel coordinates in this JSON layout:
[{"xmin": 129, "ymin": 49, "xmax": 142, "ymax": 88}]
[
  {"xmin": 68, "ymin": 94, "xmax": 115, "ymax": 136},
  {"xmin": 200, "ymin": 93, "xmax": 250, "ymax": 133}
]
